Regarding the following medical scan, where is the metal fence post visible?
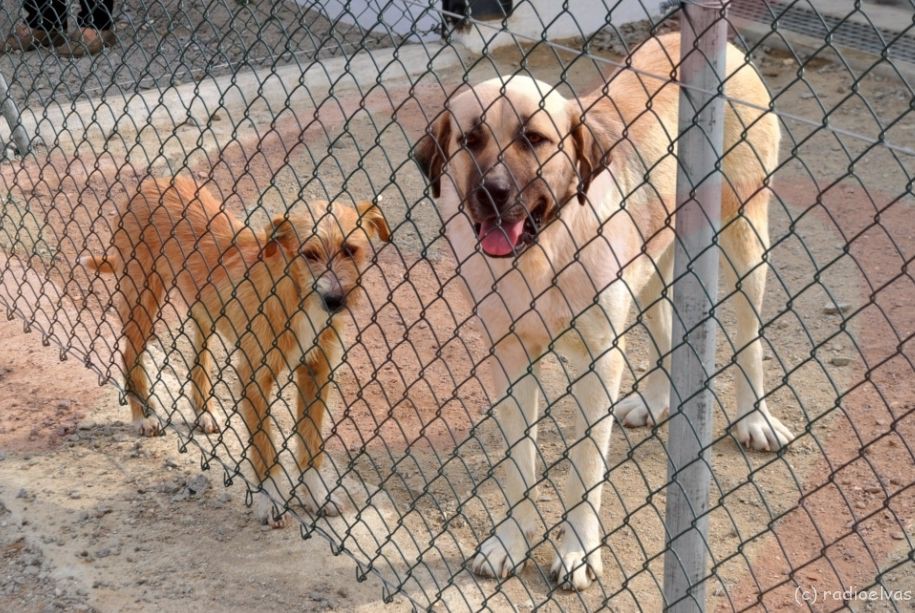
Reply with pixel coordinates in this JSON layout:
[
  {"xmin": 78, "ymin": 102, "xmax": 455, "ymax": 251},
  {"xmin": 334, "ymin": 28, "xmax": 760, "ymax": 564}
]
[
  {"xmin": 0, "ymin": 73, "xmax": 30, "ymax": 155},
  {"xmin": 662, "ymin": 2, "xmax": 729, "ymax": 611}
]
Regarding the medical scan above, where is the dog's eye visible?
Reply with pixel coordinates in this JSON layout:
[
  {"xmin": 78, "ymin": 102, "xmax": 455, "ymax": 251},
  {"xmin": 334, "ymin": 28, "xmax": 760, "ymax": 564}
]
[
  {"xmin": 461, "ymin": 131, "xmax": 482, "ymax": 149},
  {"xmin": 341, "ymin": 242, "xmax": 360, "ymax": 259},
  {"xmin": 523, "ymin": 131, "xmax": 549, "ymax": 147},
  {"xmin": 302, "ymin": 249, "xmax": 321, "ymax": 262}
]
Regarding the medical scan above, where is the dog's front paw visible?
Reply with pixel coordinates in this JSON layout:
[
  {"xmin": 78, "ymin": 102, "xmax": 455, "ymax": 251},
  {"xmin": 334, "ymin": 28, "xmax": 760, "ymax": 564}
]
[
  {"xmin": 195, "ymin": 412, "xmax": 219, "ymax": 434},
  {"xmin": 301, "ymin": 469, "xmax": 344, "ymax": 517},
  {"xmin": 471, "ymin": 525, "xmax": 531, "ymax": 579},
  {"xmin": 616, "ymin": 393, "xmax": 668, "ymax": 428},
  {"xmin": 732, "ymin": 411, "xmax": 793, "ymax": 451},
  {"xmin": 254, "ymin": 490, "xmax": 289, "ymax": 528},
  {"xmin": 550, "ymin": 541, "xmax": 602, "ymax": 591},
  {"xmin": 134, "ymin": 416, "xmax": 160, "ymax": 437}
]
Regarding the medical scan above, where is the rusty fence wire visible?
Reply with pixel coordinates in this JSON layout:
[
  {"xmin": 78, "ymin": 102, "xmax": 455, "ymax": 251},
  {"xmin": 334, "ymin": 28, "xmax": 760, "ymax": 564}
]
[{"xmin": 0, "ymin": 0, "xmax": 912, "ymax": 610}]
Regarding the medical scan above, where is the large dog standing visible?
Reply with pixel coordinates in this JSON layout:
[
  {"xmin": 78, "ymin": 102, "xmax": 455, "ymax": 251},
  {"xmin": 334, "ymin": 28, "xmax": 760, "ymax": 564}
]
[
  {"xmin": 416, "ymin": 33, "xmax": 792, "ymax": 590},
  {"xmin": 82, "ymin": 177, "xmax": 389, "ymax": 525}
]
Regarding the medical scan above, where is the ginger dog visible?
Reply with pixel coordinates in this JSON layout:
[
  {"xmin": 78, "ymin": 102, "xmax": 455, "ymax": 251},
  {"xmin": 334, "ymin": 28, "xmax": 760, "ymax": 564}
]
[
  {"xmin": 415, "ymin": 33, "xmax": 788, "ymax": 589},
  {"xmin": 82, "ymin": 176, "xmax": 389, "ymax": 524}
]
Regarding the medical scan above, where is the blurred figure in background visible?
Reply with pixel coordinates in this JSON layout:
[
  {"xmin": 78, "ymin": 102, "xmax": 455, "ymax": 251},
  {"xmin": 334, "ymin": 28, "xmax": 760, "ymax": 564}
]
[{"xmin": 2, "ymin": 0, "xmax": 115, "ymax": 56}]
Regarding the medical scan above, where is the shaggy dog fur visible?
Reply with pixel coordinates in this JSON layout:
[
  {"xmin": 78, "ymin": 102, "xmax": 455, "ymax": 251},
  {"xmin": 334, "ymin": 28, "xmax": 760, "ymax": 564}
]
[{"xmin": 82, "ymin": 176, "xmax": 389, "ymax": 525}]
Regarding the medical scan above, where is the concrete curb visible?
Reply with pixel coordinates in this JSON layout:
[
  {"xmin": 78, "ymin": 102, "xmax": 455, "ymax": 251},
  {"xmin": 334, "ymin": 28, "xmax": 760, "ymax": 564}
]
[{"xmin": 9, "ymin": 43, "xmax": 461, "ymax": 154}]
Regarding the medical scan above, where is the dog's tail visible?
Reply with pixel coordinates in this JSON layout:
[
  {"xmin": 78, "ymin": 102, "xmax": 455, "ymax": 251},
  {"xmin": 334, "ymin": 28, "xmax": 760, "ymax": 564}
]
[{"xmin": 79, "ymin": 254, "xmax": 121, "ymax": 274}]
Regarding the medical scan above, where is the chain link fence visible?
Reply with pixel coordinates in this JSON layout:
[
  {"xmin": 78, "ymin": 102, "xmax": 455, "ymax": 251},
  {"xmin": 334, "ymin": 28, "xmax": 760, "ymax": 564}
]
[{"xmin": 0, "ymin": 0, "xmax": 912, "ymax": 610}]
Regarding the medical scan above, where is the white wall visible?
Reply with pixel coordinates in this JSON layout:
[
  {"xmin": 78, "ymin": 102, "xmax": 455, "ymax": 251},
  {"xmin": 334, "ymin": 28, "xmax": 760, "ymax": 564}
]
[
  {"xmin": 454, "ymin": 0, "xmax": 666, "ymax": 53},
  {"xmin": 315, "ymin": 0, "xmax": 442, "ymax": 42},
  {"xmin": 314, "ymin": 1, "xmax": 666, "ymax": 52}
]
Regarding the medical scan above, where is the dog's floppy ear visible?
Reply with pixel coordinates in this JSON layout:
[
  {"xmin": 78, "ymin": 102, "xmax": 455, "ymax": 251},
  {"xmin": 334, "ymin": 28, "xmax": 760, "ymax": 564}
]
[
  {"xmin": 356, "ymin": 200, "xmax": 391, "ymax": 242},
  {"xmin": 414, "ymin": 111, "xmax": 451, "ymax": 198},
  {"xmin": 569, "ymin": 101, "xmax": 618, "ymax": 206},
  {"xmin": 264, "ymin": 215, "xmax": 297, "ymax": 258}
]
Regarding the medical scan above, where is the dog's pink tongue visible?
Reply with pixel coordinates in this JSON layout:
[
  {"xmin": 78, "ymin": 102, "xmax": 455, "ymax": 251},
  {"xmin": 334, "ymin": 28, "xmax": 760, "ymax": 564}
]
[{"xmin": 478, "ymin": 219, "xmax": 524, "ymax": 256}]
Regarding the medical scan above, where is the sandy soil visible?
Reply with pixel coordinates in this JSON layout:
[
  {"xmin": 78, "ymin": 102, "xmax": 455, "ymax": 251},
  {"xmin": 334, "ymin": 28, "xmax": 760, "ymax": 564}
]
[{"xmin": 0, "ymin": 20, "xmax": 912, "ymax": 613}]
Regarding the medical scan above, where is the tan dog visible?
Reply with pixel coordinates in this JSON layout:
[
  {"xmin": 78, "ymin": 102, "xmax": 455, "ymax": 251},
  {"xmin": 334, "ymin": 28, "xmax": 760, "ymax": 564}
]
[
  {"xmin": 415, "ymin": 33, "xmax": 790, "ymax": 590},
  {"xmin": 82, "ymin": 176, "xmax": 389, "ymax": 525}
]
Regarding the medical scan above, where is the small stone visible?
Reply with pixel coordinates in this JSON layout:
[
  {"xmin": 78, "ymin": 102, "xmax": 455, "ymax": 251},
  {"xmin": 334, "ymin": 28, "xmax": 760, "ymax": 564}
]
[
  {"xmin": 68, "ymin": 491, "xmax": 81, "ymax": 500},
  {"xmin": 96, "ymin": 503, "xmax": 113, "ymax": 516},
  {"xmin": 77, "ymin": 419, "xmax": 96, "ymax": 431},
  {"xmin": 186, "ymin": 474, "xmax": 210, "ymax": 496},
  {"xmin": 95, "ymin": 548, "xmax": 112, "ymax": 558},
  {"xmin": 865, "ymin": 486, "xmax": 882, "ymax": 494},
  {"xmin": 16, "ymin": 488, "xmax": 28, "ymax": 499},
  {"xmin": 890, "ymin": 531, "xmax": 906, "ymax": 540},
  {"xmin": 823, "ymin": 302, "xmax": 851, "ymax": 315},
  {"xmin": 829, "ymin": 356, "xmax": 853, "ymax": 367},
  {"xmin": 164, "ymin": 458, "xmax": 179, "ymax": 469},
  {"xmin": 158, "ymin": 480, "xmax": 183, "ymax": 494}
]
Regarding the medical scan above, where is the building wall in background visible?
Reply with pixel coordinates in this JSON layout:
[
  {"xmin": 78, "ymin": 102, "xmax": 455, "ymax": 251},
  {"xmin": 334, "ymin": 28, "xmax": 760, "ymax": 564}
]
[
  {"xmin": 314, "ymin": 0, "xmax": 665, "ymax": 53},
  {"xmin": 453, "ymin": 0, "xmax": 664, "ymax": 52}
]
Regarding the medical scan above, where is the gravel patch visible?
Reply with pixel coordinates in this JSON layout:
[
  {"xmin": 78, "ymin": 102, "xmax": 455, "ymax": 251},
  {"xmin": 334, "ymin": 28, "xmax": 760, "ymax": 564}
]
[{"xmin": 0, "ymin": 0, "xmax": 402, "ymax": 108}]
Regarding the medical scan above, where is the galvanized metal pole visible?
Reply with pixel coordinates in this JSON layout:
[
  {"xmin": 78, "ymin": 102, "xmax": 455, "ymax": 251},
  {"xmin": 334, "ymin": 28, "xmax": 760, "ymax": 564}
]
[
  {"xmin": 0, "ymin": 73, "xmax": 30, "ymax": 156},
  {"xmin": 662, "ymin": 2, "xmax": 729, "ymax": 612}
]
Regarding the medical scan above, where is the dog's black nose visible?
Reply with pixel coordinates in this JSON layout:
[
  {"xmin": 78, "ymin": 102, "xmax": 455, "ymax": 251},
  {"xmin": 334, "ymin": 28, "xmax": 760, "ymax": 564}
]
[
  {"xmin": 321, "ymin": 293, "xmax": 346, "ymax": 313},
  {"xmin": 479, "ymin": 179, "xmax": 512, "ymax": 208}
]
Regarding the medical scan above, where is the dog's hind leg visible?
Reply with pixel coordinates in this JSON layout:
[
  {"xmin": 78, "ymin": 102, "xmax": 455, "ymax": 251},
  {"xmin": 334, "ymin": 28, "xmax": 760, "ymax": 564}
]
[
  {"xmin": 616, "ymin": 247, "xmax": 674, "ymax": 428},
  {"xmin": 117, "ymin": 266, "xmax": 164, "ymax": 437},
  {"xmin": 471, "ymin": 339, "xmax": 543, "ymax": 580},
  {"xmin": 550, "ymin": 301, "xmax": 627, "ymax": 591},
  {"xmin": 189, "ymin": 310, "xmax": 219, "ymax": 434},
  {"xmin": 293, "ymin": 330, "xmax": 343, "ymax": 516},
  {"xmin": 720, "ymin": 211, "xmax": 793, "ymax": 451}
]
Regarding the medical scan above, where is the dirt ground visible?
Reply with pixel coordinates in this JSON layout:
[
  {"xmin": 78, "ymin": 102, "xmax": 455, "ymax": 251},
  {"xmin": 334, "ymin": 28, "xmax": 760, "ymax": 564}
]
[{"xmin": 0, "ymin": 17, "xmax": 913, "ymax": 613}]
